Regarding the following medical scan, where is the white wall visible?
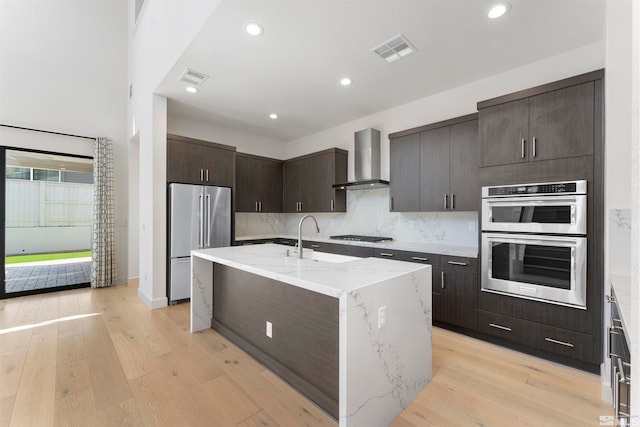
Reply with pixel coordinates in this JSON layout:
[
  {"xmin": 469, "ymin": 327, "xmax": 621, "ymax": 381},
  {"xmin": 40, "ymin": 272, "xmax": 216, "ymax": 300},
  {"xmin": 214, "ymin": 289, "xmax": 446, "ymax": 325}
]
[
  {"xmin": 286, "ymin": 42, "xmax": 605, "ymax": 182},
  {"xmin": 630, "ymin": 0, "xmax": 640, "ymax": 417},
  {"xmin": 129, "ymin": 0, "xmax": 222, "ymax": 308},
  {"xmin": 0, "ymin": 0, "xmax": 129, "ymax": 284},
  {"xmin": 6, "ymin": 227, "xmax": 90, "ymax": 256},
  {"xmin": 167, "ymin": 114, "xmax": 286, "ymax": 159}
]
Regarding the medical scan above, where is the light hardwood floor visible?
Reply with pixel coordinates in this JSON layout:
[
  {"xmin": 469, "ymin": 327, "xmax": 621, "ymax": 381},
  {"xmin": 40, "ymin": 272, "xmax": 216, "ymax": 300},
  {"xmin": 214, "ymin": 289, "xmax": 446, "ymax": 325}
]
[{"xmin": 0, "ymin": 281, "xmax": 610, "ymax": 426}]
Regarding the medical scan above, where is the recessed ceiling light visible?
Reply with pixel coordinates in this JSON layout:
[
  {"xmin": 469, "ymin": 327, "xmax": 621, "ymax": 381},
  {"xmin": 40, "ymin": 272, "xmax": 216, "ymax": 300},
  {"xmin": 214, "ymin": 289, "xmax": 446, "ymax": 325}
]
[
  {"xmin": 340, "ymin": 78, "xmax": 352, "ymax": 86},
  {"xmin": 246, "ymin": 22, "xmax": 264, "ymax": 36},
  {"xmin": 185, "ymin": 86, "xmax": 198, "ymax": 93},
  {"xmin": 269, "ymin": 113, "xmax": 278, "ymax": 119},
  {"xmin": 488, "ymin": 3, "xmax": 510, "ymax": 19}
]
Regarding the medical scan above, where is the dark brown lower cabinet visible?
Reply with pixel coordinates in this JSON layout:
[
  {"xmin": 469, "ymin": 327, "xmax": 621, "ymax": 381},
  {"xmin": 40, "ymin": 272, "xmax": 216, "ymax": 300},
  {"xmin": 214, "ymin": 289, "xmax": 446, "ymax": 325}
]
[
  {"xmin": 212, "ymin": 264, "xmax": 339, "ymax": 419},
  {"xmin": 437, "ymin": 256, "xmax": 477, "ymax": 330},
  {"xmin": 477, "ymin": 310, "xmax": 594, "ymax": 363}
]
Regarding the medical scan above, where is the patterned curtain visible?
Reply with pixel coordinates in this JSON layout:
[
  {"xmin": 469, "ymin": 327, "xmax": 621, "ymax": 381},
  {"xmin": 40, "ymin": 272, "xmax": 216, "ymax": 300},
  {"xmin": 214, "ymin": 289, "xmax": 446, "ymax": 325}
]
[{"xmin": 91, "ymin": 137, "xmax": 115, "ymax": 288}]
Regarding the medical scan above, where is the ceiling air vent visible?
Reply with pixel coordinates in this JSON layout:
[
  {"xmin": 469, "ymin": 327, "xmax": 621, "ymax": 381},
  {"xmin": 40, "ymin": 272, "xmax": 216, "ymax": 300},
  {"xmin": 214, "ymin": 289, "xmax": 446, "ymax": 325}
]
[
  {"xmin": 371, "ymin": 34, "xmax": 417, "ymax": 63},
  {"xmin": 178, "ymin": 68, "xmax": 209, "ymax": 87}
]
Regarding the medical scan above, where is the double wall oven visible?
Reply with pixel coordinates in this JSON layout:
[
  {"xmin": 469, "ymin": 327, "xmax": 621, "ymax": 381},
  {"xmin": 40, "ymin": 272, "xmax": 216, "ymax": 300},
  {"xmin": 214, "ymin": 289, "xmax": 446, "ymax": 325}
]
[{"xmin": 481, "ymin": 180, "xmax": 587, "ymax": 309}]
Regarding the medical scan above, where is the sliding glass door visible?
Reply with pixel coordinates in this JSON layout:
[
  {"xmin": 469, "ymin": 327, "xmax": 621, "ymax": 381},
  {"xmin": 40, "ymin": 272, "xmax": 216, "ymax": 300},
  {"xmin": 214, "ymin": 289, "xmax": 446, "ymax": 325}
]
[{"xmin": 0, "ymin": 148, "xmax": 94, "ymax": 298}]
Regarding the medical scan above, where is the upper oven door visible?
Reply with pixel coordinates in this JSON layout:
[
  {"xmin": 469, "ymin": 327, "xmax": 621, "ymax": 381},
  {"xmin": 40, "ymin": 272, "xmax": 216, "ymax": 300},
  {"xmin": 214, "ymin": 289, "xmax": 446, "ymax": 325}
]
[{"xmin": 481, "ymin": 194, "xmax": 586, "ymax": 235}]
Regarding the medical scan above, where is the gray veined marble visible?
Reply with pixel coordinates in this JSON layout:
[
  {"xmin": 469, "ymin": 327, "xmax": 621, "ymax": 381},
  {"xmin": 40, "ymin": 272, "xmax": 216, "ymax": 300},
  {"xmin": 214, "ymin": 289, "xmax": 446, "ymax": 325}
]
[
  {"xmin": 236, "ymin": 188, "xmax": 478, "ymax": 248},
  {"xmin": 190, "ymin": 244, "xmax": 432, "ymax": 426}
]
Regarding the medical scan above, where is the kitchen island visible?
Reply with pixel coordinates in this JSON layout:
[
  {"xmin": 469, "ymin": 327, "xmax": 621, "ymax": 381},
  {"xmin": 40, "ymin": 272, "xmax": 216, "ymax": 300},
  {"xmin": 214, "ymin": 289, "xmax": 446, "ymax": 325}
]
[{"xmin": 190, "ymin": 244, "xmax": 432, "ymax": 427}]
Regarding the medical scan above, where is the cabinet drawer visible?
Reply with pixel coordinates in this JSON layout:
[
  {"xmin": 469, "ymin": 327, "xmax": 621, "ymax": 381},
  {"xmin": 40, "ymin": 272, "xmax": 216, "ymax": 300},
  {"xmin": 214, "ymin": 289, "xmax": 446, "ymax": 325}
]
[
  {"xmin": 478, "ymin": 310, "xmax": 594, "ymax": 363},
  {"xmin": 372, "ymin": 248, "xmax": 438, "ymax": 264}
]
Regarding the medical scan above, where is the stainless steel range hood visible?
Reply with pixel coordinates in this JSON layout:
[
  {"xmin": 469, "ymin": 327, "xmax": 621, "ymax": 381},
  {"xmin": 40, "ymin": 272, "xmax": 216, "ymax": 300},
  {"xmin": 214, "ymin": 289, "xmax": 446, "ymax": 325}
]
[{"xmin": 333, "ymin": 128, "xmax": 389, "ymax": 190}]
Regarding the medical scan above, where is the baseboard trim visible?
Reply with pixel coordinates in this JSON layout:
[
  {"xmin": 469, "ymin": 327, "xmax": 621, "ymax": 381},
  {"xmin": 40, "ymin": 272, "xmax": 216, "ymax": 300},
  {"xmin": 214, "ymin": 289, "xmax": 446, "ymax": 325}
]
[{"xmin": 137, "ymin": 287, "xmax": 167, "ymax": 309}]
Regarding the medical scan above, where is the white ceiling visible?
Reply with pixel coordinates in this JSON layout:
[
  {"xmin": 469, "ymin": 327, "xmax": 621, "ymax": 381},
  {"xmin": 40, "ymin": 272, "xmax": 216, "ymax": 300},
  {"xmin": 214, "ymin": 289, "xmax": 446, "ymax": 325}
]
[{"xmin": 157, "ymin": 0, "xmax": 605, "ymax": 143}]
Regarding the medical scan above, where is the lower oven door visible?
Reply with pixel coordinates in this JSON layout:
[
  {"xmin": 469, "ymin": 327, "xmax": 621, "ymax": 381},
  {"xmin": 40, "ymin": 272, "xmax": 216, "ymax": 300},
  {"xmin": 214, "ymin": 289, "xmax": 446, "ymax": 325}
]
[{"xmin": 481, "ymin": 233, "xmax": 587, "ymax": 309}]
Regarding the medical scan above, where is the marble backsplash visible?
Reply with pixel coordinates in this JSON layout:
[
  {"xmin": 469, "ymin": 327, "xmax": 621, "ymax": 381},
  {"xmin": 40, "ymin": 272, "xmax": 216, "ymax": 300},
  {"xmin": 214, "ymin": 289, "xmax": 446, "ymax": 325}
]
[
  {"xmin": 235, "ymin": 188, "xmax": 479, "ymax": 248},
  {"xmin": 609, "ymin": 208, "xmax": 631, "ymax": 276}
]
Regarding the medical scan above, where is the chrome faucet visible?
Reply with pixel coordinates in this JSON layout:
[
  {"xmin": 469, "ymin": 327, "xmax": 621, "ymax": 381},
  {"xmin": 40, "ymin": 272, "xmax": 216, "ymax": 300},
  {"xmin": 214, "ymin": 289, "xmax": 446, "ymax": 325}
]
[{"xmin": 297, "ymin": 215, "xmax": 320, "ymax": 259}]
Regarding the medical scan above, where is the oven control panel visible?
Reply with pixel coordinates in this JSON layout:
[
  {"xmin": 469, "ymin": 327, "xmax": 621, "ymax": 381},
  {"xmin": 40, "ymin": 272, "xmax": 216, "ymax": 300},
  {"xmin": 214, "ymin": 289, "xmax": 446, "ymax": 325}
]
[{"xmin": 483, "ymin": 180, "xmax": 586, "ymax": 197}]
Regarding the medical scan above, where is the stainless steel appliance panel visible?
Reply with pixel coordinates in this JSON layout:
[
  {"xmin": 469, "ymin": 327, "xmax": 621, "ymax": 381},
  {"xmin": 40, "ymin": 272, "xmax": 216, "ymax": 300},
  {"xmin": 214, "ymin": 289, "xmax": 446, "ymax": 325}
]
[
  {"xmin": 169, "ymin": 183, "xmax": 203, "ymax": 257},
  {"xmin": 482, "ymin": 194, "xmax": 586, "ymax": 234},
  {"xmin": 168, "ymin": 183, "xmax": 231, "ymax": 304},
  {"xmin": 204, "ymin": 185, "xmax": 231, "ymax": 248},
  {"xmin": 170, "ymin": 258, "xmax": 192, "ymax": 301},
  {"xmin": 481, "ymin": 233, "xmax": 587, "ymax": 309}
]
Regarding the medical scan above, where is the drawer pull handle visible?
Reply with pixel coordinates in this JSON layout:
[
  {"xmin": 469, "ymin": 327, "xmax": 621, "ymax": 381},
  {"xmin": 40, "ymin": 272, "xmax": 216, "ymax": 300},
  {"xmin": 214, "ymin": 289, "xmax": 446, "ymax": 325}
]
[
  {"xmin": 545, "ymin": 337, "xmax": 574, "ymax": 348},
  {"xmin": 411, "ymin": 256, "xmax": 428, "ymax": 261},
  {"xmin": 447, "ymin": 261, "xmax": 468, "ymax": 266},
  {"xmin": 489, "ymin": 323, "xmax": 512, "ymax": 332},
  {"xmin": 379, "ymin": 252, "xmax": 394, "ymax": 257},
  {"xmin": 310, "ymin": 244, "xmax": 320, "ymax": 248}
]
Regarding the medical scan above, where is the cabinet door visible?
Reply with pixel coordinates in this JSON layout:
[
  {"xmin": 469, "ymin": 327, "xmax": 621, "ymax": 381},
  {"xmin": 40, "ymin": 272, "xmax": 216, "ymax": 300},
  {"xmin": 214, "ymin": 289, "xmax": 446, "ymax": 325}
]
[
  {"xmin": 167, "ymin": 138, "xmax": 205, "ymax": 184},
  {"xmin": 202, "ymin": 145, "xmax": 234, "ymax": 187},
  {"xmin": 529, "ymin": 81, "xmax": 594, "ymax": 161},
  {"xmin": 283, "ymin": 159, "xmax": 302, "ymax": 213},
  {"xmin": 439, "ymin": 257, "xmax": 477, "ymax": 330},
  {"xmin": 390, "ymin": 134, "xmax": 420, "ymax": 212},
  {"xmin": 260, "ymin": 158, "xmax": 283, "ymax": 213},
  {"xmin": 449, "ymin": 119, "xmax": 479, "ymax": 211},
  {"xmin": 419, "ymin": 126, "xmax": 450, "ymax": 211},
  {"xmin": 235, "ymin": 154, "xmax": 259, "ymax": 212},
  {"xmin": 479, "ymin": 98, "xmax": 529, "ymax": 167},
  {"xmin": 301, "ymin": 155, "xmax": 324, "ymax": 213}
]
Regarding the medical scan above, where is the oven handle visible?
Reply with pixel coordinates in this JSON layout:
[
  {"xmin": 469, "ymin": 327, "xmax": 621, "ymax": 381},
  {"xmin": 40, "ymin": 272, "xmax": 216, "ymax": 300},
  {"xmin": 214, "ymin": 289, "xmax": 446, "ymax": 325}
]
[
  {"xmin": 484, "ymin": 196, "xmax": 582, "ymax": 206},
  {"xmin": 482, "ymin": 233, "xmax": 586, "ymax": 246}
]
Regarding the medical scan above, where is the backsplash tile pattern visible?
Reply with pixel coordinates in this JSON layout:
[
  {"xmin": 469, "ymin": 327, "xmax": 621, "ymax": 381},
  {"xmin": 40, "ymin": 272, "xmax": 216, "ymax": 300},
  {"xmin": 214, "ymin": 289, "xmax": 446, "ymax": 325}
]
[{"xmin": 236, "ymin": 188, "xmax": 478, "ymax": 248}]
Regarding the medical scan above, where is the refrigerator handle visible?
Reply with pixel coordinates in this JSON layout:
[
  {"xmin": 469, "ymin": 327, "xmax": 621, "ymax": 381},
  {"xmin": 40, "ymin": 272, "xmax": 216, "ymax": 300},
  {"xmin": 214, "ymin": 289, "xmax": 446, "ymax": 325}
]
[
  {"xmin": 206, "ymin": 194, "xmax": 211, "ymax": 247},
  {"xmin": 199, "ymin": 194, "xmax": 204, "ymax": 248}
]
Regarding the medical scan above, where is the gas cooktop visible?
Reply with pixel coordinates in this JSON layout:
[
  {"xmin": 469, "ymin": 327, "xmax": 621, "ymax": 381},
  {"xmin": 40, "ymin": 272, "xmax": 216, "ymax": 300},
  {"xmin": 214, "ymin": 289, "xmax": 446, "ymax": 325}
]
[{"xmin": 329, "ymin": 235, "xmax": 393, "ymax": 243}]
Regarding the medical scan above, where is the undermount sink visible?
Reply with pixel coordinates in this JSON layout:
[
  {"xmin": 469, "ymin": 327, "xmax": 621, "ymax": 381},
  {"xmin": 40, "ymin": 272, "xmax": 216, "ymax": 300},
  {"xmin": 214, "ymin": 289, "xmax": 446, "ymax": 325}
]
[{"xmin": 286, "ymin": 249, "xmax": 359, "ymax": 263}]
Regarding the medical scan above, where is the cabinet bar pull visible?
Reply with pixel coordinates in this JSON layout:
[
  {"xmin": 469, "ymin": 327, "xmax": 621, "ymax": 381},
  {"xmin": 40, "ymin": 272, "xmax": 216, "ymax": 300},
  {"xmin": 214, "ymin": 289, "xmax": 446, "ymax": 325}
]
[
  {"xmin": 521, "ymin": 138, "xmax": 525, "ymax": 159},
  {"xmin": 451, "ymin": 194, "xmax": 455, "ymax": 210},
  {"xmin": 259, "ymin": 201, "xmax": 262, "ymax": 212},
  {"xmin": 331, "ymin": 199, "xmax": 335, "ymax": 212},
  {"xmin": 411, "ymin": 256, "xmax": 428, "ymax": 261},
  {"xmin": 532, "ymin": 137, "xmax": 537, "ymax": 158},
  {"xmin": 447, "ymin": 261, "xmax": 468, "ymax": 266},
  {"xmin": 206, "ymin": 169, "xmax": 209, "ymax": 181},
  {"xmin": 440, "ymin": 271, "xmax": 445, "ymax": 289},
  {"xmin": 544, "ymin": 337, "xmax": 574, "ymax": 348},
  {"xmin": 379, "ymin": 252, "xmax": 394, "ymax": 257},
  {"xmin": 443, "ymin": 194, "xmax": 448, "ymax": 210},
  {"xmin": 489, "ymin": 323, "xmax": 512, "ymax": 332},
  {"xmin": 255, "ymin": 201, "xmax": 259, "ymax": 212},
  {"xmin": 200, "ymin": 168, "xmax": 204, "ymax": 181},
  {"xmin": 311, "ymin": 244, "xmax": 321, "ymax": 248}
]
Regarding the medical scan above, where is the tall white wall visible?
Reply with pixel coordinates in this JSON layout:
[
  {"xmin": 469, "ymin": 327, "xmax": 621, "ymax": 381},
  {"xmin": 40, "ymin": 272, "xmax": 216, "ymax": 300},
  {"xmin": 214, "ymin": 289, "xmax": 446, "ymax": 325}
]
[
  {"xmin": 0, "ymin": 0, "xmax": 129, "ymax": 284},
  {"xmin": 168, "ymin": 114, "xmax": 286, "ymax": 159},
  {"xmin": 129, "ymin": 0, "xmax": 222, "ymax": 308},
  {"xmin": 630, "ymin": 0, "xmax": 640, "ymax": 417}
]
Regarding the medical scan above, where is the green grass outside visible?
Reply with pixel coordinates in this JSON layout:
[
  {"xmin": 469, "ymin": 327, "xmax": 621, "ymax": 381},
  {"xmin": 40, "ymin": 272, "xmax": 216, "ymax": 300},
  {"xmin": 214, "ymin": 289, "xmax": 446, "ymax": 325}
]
[{"xmin": 5, "ymin": 250, "xmax": 92, "ymax": 264}]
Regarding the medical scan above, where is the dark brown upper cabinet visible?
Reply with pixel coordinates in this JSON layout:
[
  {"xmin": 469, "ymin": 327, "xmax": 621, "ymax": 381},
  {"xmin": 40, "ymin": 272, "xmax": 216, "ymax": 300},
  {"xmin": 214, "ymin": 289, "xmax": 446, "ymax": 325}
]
[
  {"xmin": 166, "ymin": 134, "xmax": 235, "ymax": 187},
  {"xmin": 390, "ymin": 114, "xmax": 479, "ymax": 212},
  {"xmin": 235, "ymin": 153, "xmax": 283, "ymax": 213},
  {"xmin": 479, "ymin": 81, "xmax": 595, "ymax": 167},
  {"xmin": 283, "ymin": 148, "xmax": 347, "ymax": 213}
]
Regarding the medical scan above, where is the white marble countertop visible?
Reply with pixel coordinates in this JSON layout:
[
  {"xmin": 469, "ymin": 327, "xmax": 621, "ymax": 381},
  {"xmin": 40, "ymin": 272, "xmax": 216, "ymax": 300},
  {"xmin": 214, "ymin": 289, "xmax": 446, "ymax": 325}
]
[
  {"xmin": 235, "ymin": 234, "xmax": 478, "ymax": 258},
  {"xmin": 192, "ymin": 243, "xmax": 428, "ymax": 298},
  {"xmin": 611, "ymin": 274, "xmax": 632, "ymax": 348}
]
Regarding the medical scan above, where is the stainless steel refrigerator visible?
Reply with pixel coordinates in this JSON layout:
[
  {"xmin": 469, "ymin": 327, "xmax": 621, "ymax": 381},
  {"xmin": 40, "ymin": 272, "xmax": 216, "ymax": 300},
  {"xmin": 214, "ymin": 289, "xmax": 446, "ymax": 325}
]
[{"xmin": 168, "ymin": 183, "xmax": 231, "ymax": 304}]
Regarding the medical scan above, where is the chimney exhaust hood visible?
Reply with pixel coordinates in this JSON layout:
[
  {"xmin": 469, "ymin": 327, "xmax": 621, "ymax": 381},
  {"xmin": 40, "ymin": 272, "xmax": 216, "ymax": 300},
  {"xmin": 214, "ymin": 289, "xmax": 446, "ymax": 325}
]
[{"xmin": 333, "ymin": 128, "xmax": 390, "ymax": 190}]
